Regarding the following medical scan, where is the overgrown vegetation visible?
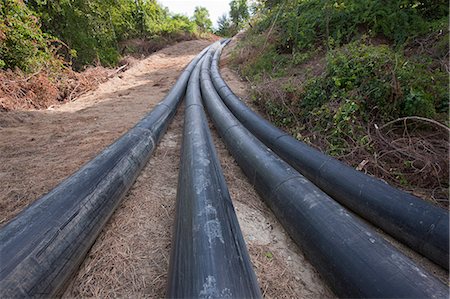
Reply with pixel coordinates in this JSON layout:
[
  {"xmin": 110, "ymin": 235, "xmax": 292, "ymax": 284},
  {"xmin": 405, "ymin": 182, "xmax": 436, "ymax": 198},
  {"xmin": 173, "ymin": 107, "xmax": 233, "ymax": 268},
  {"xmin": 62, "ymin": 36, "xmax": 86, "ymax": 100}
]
[
  {"xmin": 0, "ymin": 0, "xmax": 61, "ymax": 72},
  {"xmin": 0, "ymin": 0, "xmax": 214, "ymax": 111},
  {"xmin": 230, "ymin": 0, "xmax": 449, "ymax": 206},
  {"xmin": 216, "ymin": 0, "xmax": 250, "ymax": 37},
  {"xmin": 1, "ymin": 0, "xmax": 214, "ymax": 71},
  {"xmin": 193, "ymin": 6, "xmax": 213, "ymax": 33},
  {"xmin": 252, "ymin": 0, "xmax": 448, "ymax": 51}
]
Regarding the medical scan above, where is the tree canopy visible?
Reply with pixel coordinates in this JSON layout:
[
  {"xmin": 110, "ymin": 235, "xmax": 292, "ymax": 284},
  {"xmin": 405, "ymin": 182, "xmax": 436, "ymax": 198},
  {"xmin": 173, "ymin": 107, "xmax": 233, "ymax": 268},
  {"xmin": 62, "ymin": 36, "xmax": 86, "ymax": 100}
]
[
  {"xmin": 193, "ymin": 6, "xmax": 212, "ymax": 33},
  {"xmin": 229, "ymin": 0, "xmax": 249, "ymax": 28},
  {"xmin": 216, "ymin": 14, "xmax": 233, "ymax": 37},
  {"xmin": 1, "ymin": 0, "xmax": 206, "ymax": 71},
  {"xmin": 214, "ymin": 0, "xmax": 250, "ymax": 37}
]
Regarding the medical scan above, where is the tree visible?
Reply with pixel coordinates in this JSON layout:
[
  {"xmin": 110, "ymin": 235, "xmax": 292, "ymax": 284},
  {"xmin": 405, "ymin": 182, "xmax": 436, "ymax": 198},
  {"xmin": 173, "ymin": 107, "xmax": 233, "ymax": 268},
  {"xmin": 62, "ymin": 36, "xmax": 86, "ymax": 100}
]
[
  {"xmin": 23, "ymin": 0, "xmax": 200, "ymax": 68},
  {"xmin": 0, "ymin": 0, "xmax": 58, "ymax": 72},
  {"xmin": 229, "ymin": 0, "xmax": 249, "ymax": 29},
  {"xmin": 193, "ymin": 6, "xmax": 212, "ymax": 32},
  {"xmin": 215, "ymin": 14, "xmax": 233, "ymax": 37}
]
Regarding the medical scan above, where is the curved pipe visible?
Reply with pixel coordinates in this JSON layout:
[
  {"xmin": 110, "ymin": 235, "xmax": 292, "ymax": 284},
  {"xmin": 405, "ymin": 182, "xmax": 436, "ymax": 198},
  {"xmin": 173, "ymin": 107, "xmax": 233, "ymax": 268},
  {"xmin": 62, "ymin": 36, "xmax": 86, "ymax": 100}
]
[
  {"xmin": 201, "ymin": 43, "xmax": 448, "ymax": 298},
  {"xmin": 0, "ymin": 46, "xmax": 210, "ymax": 298},
  {"xmin": 166, "ymin": 57, "xmax": 261, "ymax": 298},
  {"xmin": 210, "ymin": 42, "xmax": 449, "ymax": 269}
]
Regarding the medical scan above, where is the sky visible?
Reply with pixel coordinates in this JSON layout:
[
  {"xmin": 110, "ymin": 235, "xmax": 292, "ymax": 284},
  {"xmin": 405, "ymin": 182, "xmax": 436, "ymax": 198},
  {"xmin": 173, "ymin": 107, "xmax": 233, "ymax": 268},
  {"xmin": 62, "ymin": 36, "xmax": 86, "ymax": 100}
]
[{"xmin": 157, "ymin": 0, "xmax": 230, "ymax": 28}]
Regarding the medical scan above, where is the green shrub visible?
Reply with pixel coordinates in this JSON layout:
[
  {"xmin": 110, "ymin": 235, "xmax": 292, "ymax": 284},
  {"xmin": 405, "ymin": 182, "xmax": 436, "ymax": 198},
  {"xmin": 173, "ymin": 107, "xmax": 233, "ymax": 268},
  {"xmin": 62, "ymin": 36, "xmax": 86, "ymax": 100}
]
[
  {"xmin": 24, "ymin": 0, "xmax": 201, "ymax": 69},
  {"xmin": 300, "ymin": 40, "xmax": 445, "ymax": 121},
  {"xmin": 254, "ymin": 0, "xmax": 448, "ymax": 53},
  {"xmin": 325, "ymin": 42, "xmax": 398, "ymax": 118},
  {"xmin": 232, "ymin": 0, "xmax": 449, "ymax": 178},
  {"xmin": 0, "ymin": 0, "xmax": 58, "ymax": 72},
  {"xmin": 247, "ymin": 38, "xmax": 447, "ymax": 156},
  {"xmin": 402, "ymin": 89, "xmax": 435, "ymax": 117}
]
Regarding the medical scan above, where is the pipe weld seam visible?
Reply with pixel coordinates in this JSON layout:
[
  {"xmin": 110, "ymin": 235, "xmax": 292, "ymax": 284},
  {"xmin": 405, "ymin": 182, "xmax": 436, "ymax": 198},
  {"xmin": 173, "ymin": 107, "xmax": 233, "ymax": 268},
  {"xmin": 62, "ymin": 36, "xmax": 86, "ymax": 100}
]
[
  {"xmin": 269, "ymin": 175, "xmax": 305, "ymax": 201},
  {"xmin": 273, "ymin": 133, "xmax": 291, "ymax": 143},
  {"xmin": 218, "ymin": 85, "xmax": 229, "ymax": 93},
  {"xmin": 223, "ymin": 124, "xmax": 242, "ymax": 139},
  {"xmin": 420, "ymin": 212, "xmax": 446, "ymax": 253},
  {"xmin": 157, "ymin": 103, "xmax": 171, "ymax": 110},
  {"xmin": 185, "ymin": 103, "xmax": 204, "ymax": 110}
]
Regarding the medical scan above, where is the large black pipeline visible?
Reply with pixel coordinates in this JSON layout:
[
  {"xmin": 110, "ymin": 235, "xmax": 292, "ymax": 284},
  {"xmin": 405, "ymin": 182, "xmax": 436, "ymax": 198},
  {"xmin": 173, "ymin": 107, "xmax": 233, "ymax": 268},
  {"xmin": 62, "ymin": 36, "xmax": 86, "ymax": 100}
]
[
  {"xmin": 210, "ymin": 42, "xmax": 449, "ymax": 269},
  {"xmin": 166, "ymin": 57, "xmax": 261, "ymax": 298},
  {"xmin": 0, "ymin": 46, "xmax": 210, "ymax": 297},
  {"xmin": 201, "ymin": 42, "xmax": 448, "ymax": 298}
]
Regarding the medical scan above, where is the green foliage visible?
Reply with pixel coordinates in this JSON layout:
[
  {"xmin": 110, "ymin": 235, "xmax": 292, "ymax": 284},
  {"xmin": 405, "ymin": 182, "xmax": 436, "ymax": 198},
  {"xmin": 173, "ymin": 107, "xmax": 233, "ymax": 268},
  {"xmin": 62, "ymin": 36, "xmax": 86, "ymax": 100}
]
[
  {"xmin": 20, "ymin": 0, "xmax": 199, "ymax": 69},
  {"xmin": 0, "ymin": 0, "xmax": 59, "ymax": 72},
  {"xmin": 242, "ymin": 38, "xmax": 447, "ymax": 155},
  {"xmin": 325, "ymin": 42, "xmax": 399, "ymax": 117},
  {"xmin": 243, "ymin": 49, "xmax": 288, "ymax": 79},
  {"xmin": 265, "ymin": 251, "xmax": 273, "ymax": 259},
  {"xmin": 292, "ymin": 50, "xmax": 314, "ymax": 65},
  {"xmin": 193, "ymin": 6, "xmax": 212, "ymax": 32},
  {"xmin": 303, "ymin": 41, "xmax": 444, "ymax": 120},
  {"xmin": 234, "ymin": 33, "xmax": 288, "ymax": 80},
  {"xmin": 254, "ymin": 0, "xmax": 448, "ymax": 53},
  {"xmin": 215, "ymin": 14, "xmax": 233, "ymax": 37},
  {"xmin": 25, "ymin": 0, "xmax": 119, "ymax": 67},
  {"xmin": 230, "ymin": 0, "xmax": 250, "ymax": 27},
  {"xmin": 232, "ymin": 0, "xmax": 449, "ymax": 193},
  {"xmin": 402, "ymin": 89, "xmax": 435, "ymax": 117},
  {"xmin": 166, "ymin": 14, "xmax": 197, "ymax": 35},
  {"xmin": 215, "ymin": 0, "xmax": 250, "ymax": 36}
]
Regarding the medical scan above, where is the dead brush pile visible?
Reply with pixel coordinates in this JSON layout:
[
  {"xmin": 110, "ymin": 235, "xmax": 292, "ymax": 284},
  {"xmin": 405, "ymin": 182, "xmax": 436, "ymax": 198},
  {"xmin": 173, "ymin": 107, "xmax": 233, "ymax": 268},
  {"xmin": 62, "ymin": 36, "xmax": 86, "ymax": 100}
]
[{"xmin": 0, "ymin": 66, "xmax": 113, "ymax": 111}]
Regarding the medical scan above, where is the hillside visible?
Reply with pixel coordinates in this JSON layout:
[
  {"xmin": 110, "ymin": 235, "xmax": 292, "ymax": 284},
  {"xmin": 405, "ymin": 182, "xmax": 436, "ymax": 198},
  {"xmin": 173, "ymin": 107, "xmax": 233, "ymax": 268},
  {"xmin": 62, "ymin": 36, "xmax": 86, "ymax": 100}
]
[{"xmin": 228, "ymin": 0, "xmax": 449, "ymax": 208}]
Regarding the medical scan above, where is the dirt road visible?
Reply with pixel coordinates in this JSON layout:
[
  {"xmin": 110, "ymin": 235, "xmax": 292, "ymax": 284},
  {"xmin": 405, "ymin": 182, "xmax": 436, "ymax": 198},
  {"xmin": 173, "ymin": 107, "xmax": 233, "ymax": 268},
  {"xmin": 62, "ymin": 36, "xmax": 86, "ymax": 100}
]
[
  {"xmin": 0, "ymin": 39, "xmax": 333, "ymax": 297},
  {"xmin": 1, "ymin": 39, "xmax": 445, "ymax": 297}
]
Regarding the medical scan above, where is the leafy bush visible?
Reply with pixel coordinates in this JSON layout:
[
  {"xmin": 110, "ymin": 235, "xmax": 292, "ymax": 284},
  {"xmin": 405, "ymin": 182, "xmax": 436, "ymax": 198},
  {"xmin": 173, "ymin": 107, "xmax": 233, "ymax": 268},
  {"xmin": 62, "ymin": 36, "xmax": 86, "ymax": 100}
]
[
  {"xmin": 303, "ymin": 41, "xmax": 445, "ymax": 120},
  {"xmin": 215, "ymin": 14, "xmax": 233, "ymax": 37},
  {"xmin": 193, "ymin": 7, "xmax": 212, "ymax": 33},
  {"xmin": 24, "ymin": 0, "xmax": 201, "ymax": 69},
  {"xmin": 401, "ymin": 89, "xmax": 436, "ymax": 117},
  {"xmin": 231, "ymin": 0, "xmax": 449, "ymax": 201},
  {"xmin": 26, "ymin": 0, "xmax": 130, "ymax": 67},
  {"xmin": 325, "ymin": 42, "xmax": 400, "ymax": 118},
  {"xmin": 1, "ymin": 0, "xmax": 206, "ymax": 72},
  {"xmin": 246, "ymin": 37, "xmax": 447, "ymax": 155},
  {"xmin": 0, "ymin": 0, "xmax": 60, "ymax": 72},
  {"xmin": 254, "ymin": 0, "xmax": 448, "ymax": 53},
  {"xmin": 250, "ymin": 37, "xmax": 446, "ymax": 119}
]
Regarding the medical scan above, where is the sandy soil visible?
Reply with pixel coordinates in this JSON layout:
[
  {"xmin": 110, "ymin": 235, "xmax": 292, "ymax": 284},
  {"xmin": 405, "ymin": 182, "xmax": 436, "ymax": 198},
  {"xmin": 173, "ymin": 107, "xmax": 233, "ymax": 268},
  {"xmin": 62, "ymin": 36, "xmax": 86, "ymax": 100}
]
[
  {"xmin": 0, "ymin": 39, "xmax": 208, "ymax": 225},
  {"xmin": 0, "ymin": 39, "xmax": 207, "ymax": 296},
  {"xmin": 0, "ymin": 38, "xmax": 446, "ymax": 298},
  {"xmin": 64, "ymin": 39, "xmax": 333, "ymax": 297},
  {"xmin": 0, "ymin": 38, "xmax": 333, "ymax": 297}
]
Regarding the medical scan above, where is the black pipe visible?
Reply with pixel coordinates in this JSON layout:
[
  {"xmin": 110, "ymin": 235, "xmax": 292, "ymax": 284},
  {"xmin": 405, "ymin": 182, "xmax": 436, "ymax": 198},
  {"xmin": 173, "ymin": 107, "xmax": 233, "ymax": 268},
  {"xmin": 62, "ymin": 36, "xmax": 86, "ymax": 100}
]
[
  {"xmin": 210, "ymin": 42, "xmax": 449, "ymax": 269},
  {"xmin": 201, "ymin": 42, "xmax": 448, "ymax": 298},
  {"xmin": 0, "ymin": 46, "xmax": 210, "ymax": 298},
  {"xmin": 166, "ymin": 57, "xmax": 261, "ymax": 298}
]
